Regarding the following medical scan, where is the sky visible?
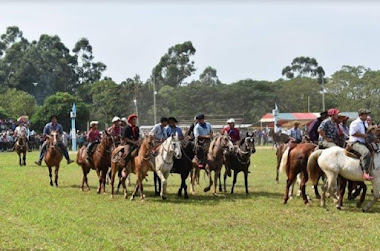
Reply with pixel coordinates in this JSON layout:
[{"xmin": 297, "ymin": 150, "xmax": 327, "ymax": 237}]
[{"xmin": 1, "ymin": 1, "xmax": 380, "ymax": 84}]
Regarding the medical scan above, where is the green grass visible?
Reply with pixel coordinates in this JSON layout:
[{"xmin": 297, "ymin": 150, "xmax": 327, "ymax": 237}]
[{"xmin": 1, "ymin": 147, "xmax": 380, "ymax": 250}]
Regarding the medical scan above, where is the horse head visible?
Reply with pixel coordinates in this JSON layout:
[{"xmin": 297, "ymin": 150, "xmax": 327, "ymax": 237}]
[
  {"xmin": 48, "ymin": 130, "xmax": 60, "ymax": 148},
  {"xmin": 102, "ymin": 130, "xmax": 115, "ymax": 151},
  {"xmin": 219, "ymin": 134, "xmax": 234, "ymax": 153},
  {"xmin": 240, "ymin": 132, "xmax": 256, "ymax": 153},
  {"xmin": 171, "ymin": 132, "xmax": 182, "ymax": 159},
  {"xmin": 144, "ymin": 134, "xmax": 155, "ymax": 151}
]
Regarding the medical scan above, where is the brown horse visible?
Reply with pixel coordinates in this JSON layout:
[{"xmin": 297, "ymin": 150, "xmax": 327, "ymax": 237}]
[
  {"xmin": 76, "ymin": 130, "xmax": 114, "ymax": 193},
  {"xmin": 45, "ymin": 130, "xmax": 63, "ymax": 187},
  {"xmin": 15, "ymin": 131, "xmax": 27, "ymax": 166},
  {"xmin": 191, "ymin": 135, "xmax": 234, "ymax": 196},
  {"xmin": 279, "ymin": 143, "xmax": 317, "ymax": 205}
]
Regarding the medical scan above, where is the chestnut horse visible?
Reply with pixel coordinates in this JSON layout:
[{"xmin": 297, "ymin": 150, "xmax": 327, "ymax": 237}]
[
  {"xmin": 45, "ymin": 130, "xmax": 63, "ymax": 187},
  {"xmin": 15, "ymin": 130, "xmax": 27, "ymax": 166},
  {"xmin": 279, "ymin": 143, "xmax": 317, "ymax": 205},
  {"xmin": 76, "ymin": 130, "xmax": 114, "ymax": 193}
]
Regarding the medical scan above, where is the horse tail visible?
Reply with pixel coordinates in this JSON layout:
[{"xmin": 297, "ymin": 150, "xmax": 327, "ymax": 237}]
[
  {"xmin": 307, "ymin": 150, "xmax": 323, "ymax": 185},
  {"xmin": 279, "ymin": 147, "xmax": 290, "ymax": 174}
]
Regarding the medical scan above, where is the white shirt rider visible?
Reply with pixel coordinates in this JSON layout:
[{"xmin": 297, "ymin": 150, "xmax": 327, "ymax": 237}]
[{"xmin": 349, "ymin": 117, "xmax": 368, "ymax": 143}]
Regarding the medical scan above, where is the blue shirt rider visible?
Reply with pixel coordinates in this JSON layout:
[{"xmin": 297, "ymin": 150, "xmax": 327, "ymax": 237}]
[{"xmin": 35, "ymin": 115, "xmax": 74, "ymax": 166}]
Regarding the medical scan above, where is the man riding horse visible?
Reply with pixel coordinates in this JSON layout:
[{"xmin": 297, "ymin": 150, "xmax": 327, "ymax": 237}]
[
  {"xmin": 308, "ymin": 111, "xmax": 328, "ymax": 144},
  {"xmin": 349, "ymin": 109, "xmax": 374, "ymax": 181},
  {"xmin": 121, "ymin": 114, "xmax": 141, "ymax": 166},
  {"xmin": 318, "ymin": 108, "xmax": 340, "ymax": 148},
  {"xmin": 222, "ymin": 118, "xmax": 240, "ymax": 144},
  {"xmin": 192, "ymin": 114, "xmax": 213, "ymax": 169},
  {"xmin": 86, "ymin": 121, "xmax": 101, "ymax": 163},
  {"xmin": 12, "ymin": 121, "xmax": 28, "ymax": 151},
  {"xmin": 34, "ymin": 115, "xmax": 74, "ymax": 166},
  {"xmin": 166, "ymin": 117, "xmax": 184, "ymax": 140},
  {"xmin": 108, "ymin": 116, "xmax": 122, "ymax": 146}
]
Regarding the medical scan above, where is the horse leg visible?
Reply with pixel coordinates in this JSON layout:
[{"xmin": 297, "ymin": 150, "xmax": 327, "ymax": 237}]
[
  {"xmin": 218, "ymin": 171, "xmax": 222, "ymax": 192},
  {"xmin": 130, "ymin": 180, "xmax": 139, "ymax": 201},
  {"xmin": 283, "ymin": 173, "xmax": 296, "ymax": 204},
  {"xmin": 357, "ymin": 182, "xmax": 367, "ymax": 209},
  {"xmin": 337, "ymin": 177, "xmax": 346, "ymax": 209},
  {"xmin": 244, "ymin": 170, "xmax": 249, "ymax": 195},
  {"xmin": 154, "ymin": 172, "xmax": 161, "ymax": 196},
  {"xmin": 110, "ymin": 166, "xmax": 117, "ymax": 198},
  {"xmin": 54, "ymin": 165, "xmax": 59, "ymax": 187},
  {"xmin": 81, "ymin": 167, "xmax": 90, "ymax": 191},
  {"xmin": 231, "ymin": 170, "xmax": 238, "ymax": 194},
  {"xmin": 18, "ymin": 153, "xmax": 21, "ymax": 166},
  {"xmin": 363, "ymin": 181, "xmax": 380, "ymax": 212},
  {"xmin": 223, "ymin": 170, "xmax": 228, "ymax": 193},
  {"xmin": 23, "ymin": 152, "xmax": 26, "ymax": 165},
  {"xmin": 96, "ymin": 169, "xmax": 101, "ymax": 194},
  {"xmin": 139, "ymin": 175, "xmax": 145, "ymax": 201},
  {"xmin": 156, "ymin": 170, "xmax": 166, "ymax": 200},
  {"xmin": 190, "ymin": 169, "xmax": 195, "ymax": 195},
  {"xmin": 325, "ymin": 172, "xmax": 339, "ymax": 209},
  {"xmin": 182, "ymin": 174, "xmax": 189, "ymax": 199},
  {"xmin": 213, "ymin": 170, "xmax": 219, "ymax": 196},
  {"xmin": 203, "ymin": 168, "xmax": 212, "ymax": 193},
  {"xmin": 300, "ymin": 170, "xmax": 309, "ymax": 205},
  {"xmin": 102, "ymin": 168, "xmax": 107, "ymax": 194},
  {"xmin": 120, "ymin": 169, "xmax": 128, "ymax": 199},
  {"xmin": 313, "ymin": 177, "xmax": 321, "ymax": 199},
  {"xmin": 48, "ymin": 166, "xmax": 53, "ymax": 186}
]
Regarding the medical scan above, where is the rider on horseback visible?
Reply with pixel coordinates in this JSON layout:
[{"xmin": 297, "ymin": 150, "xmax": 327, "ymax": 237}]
[
  {"xmin": 34, "ymin": 115, "xmax": 74, "ymax": 166},
  {"xmin": 349, "ymin": 109, "xmax": 374, "ymax": 181},
  {"xmin": 222, "ymin": 118, "xmax": 240, "ymax": 144},
  {"xmin": 108, "ymin": 116, "xmax": 122, "ymax": 146},
  {"xmin": 86, "ymin": 121, "xmax": 100, "ymax": 163},
  {"xmin": 186, "ymin": 116, "xmax": 198, "ymax": 141},
  {"xmin": 192, "ymin": 114, "xmax": 213, "ymax": 169},
  {"xmin": 150, "ymin": 117, "xmax": 168, "ymax": 144},
  {"xmin": 12, "ymin": 121, "xmax": 28, "ymax": 151},
  {"xmin": 288, "ymin": 121, "xmax": 302, "ymax": 147},
  {"xmin": 318, "ymin": 108, "xmax": 340, "ymax": 148},
  {"xmin": 308, "ymin": 111, "xmax": 328, "ymax": 144},
  {"xmin": 121, "ymin": 114, "xmax": 140, "ymax": 166},
  {"xmin": 166, "ymin": 117, "xmax": 184, "ymax": 140}
]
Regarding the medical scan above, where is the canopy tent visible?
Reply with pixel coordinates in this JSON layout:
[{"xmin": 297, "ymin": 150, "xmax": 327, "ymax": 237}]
[{"xmin": 259, "ymin": 112, "xmax": 358, "ymax": 128}]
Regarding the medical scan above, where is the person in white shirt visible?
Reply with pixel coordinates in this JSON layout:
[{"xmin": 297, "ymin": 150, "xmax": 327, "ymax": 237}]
[
  {"xmin": 12, "ymin": 122, "xmax": 28, "ymax": 151},
  {"xmin": 349, "ymin": 109, "xmax": 373, "ymax": 181}
]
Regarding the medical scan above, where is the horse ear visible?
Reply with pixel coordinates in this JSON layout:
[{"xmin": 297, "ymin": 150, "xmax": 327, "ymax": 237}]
[
  {"xmin": 246, "ymin": 132, "xmax": 249, "ymax": 137},
  {"xmin": 104, "ymin": 130, "xmax": 109, "ymax": 136}
]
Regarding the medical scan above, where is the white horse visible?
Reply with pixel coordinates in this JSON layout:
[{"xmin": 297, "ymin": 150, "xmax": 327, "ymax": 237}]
[
  {"xmin": 153, "ymin": 133, "xmax": 182, "ymax": 200},
  {"xmin": 307, "ymin": 145, "xmax": 380, "ymax": 212}
]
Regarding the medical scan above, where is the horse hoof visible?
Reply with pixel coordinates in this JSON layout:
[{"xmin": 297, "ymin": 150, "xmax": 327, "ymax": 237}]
[
  {"xmin": 130, "ymin": 197, "xmax": 134, "ymax": 201},
  {"xmin": 155, "ymin": 192, "xmax": 160, "ymax": 196},
  {"xmin": 184, "ymin": 194, "xmax": 189, "ymax": 199},
  {"xmin": 204, "ymin": 187, "xmax": 210, "ymax": 193},
  {"xmin": 50, "ymin": 182, "xmax": 53, "ymax": 186},
  {"xmin": 315, "ymin": 195, "xmax": 321, "ymax": 200},
  {"xmin": 336, "ymin": 206, "xmax": 342, "ymax": 210},
  {"xmin": 161, "ymin": 196, "xmax": 167, "ymax": 200},
  {"xmin": 246, "ymin": 192, "xmax": 250, "ymax": 196},
  {"xmin": 283, "ymin": 200, "xmax": 288, "ymax": 205},
  {"xmin": 213, "ymin": 193, "xmax": 218, "ymax": 197},
  {"xmin": 357, "ymin": 202, "xmax": 363, "ymax": 208}
]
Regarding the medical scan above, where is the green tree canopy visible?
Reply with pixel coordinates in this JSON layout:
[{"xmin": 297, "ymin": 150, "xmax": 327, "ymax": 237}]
[{"xmin": 0, "ymin": 88, "xmax": 36, "ymax": 119}]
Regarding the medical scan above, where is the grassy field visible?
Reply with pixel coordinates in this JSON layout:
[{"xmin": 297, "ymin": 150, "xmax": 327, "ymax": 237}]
[{"xmin": 1, "ymin": 147, "xmax": 380, "ymax": 250}]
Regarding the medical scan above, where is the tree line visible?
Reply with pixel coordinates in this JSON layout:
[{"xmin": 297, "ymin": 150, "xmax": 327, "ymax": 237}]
[{"xmin": 0, "ymin": 26, "xmax": 379, "ymax": 132}]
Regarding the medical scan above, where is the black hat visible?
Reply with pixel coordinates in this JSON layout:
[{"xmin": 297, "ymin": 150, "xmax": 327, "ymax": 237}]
[
  {"xmin": 160, "ymin": 117, "xmax": 168, "ymax": 123},
  {"xmin": 196, "ymin": 114, "xmax": 205, "ymax": 120},
  {"xmin": 50, "ymin": 115, "xmax": 58, "ymax": 120},
  {"xmin": 320, "ymin": 111, "xmax": 328, "ymax": 117},
  {"xmin": 168, "ymin": 117, "xmax": 178, "ymax": 123}
]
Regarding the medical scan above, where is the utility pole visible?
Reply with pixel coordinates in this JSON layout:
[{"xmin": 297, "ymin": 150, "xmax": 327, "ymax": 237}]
[
  {"xmin": 321, "ymin": 77, "xmax": 325, "ymax": 111},
  {"xmin": 152, "ymin": 75, "xmax": 157, "ymax": 124}
]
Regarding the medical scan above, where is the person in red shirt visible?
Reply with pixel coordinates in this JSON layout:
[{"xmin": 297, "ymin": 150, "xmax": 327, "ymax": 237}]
[
  {"xmin": 86, "ymin": 121, "xmax": 101, "ymax": 162},
  {"xmin": 108, "ymin": 116, "xmax": 122, "ymax": 145},
  {"xmin": 222, "ymin": 118, "xmax": 241, "ymax": 144}
]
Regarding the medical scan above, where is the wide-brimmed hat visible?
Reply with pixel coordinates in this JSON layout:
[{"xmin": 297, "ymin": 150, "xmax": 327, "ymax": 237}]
[
  {"xmin": 359, "ymin": 108, "xmax": 371, "ymax": 115},
  {"xmin": 367, "ymin": 125, "xmax": 377, "ymax": 133},
  {"xmin": 196, "ymin": 114, "xmax": 205, "ymax": 120},
  {"xmin": 128, "ymin": 114, "xmax": 138, "ymax": 123},
  {"xmin": 320, "ymin": 111, "xmax": 328, "ymax": 117},
  {"xmin": 328, "ymin": 108, "xmax": 340, "ymax": 116},
  {"xmin": 168, "ymin": 117, "xmax": 178, "ymax": 123},
  {"xmin": 112, "ymin": 116, "xmax": 120, "ymax": 123},
  {"xmin": 293, "ymin": 121, "xmax": 300, "ymax": 126},
  {"xmin": 226, "ymin": 118, "xmax": 235, "ymax": 124},
  {"xmin": 121, "ymin": 117, "xmax": 127, "ymax": 123},
  {"xmin": 90, "ymin": 121, "xmax": 98, "ymax": 127}
]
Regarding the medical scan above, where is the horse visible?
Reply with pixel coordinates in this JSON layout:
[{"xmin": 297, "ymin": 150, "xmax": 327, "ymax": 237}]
[
  {"xmin": 223, "ymin": 132, "xmax": 256, "ymax": 194},
  {"xmin": 152, "ymin": 134, "xmax": 182, "ymax": 200},
  {"xmin": 15, "ymin": 131, "xmax": 27, "ymax": 166},
  {"xmin": 191, "ymin": 134, "xmax": 234, "ymax": 196},
  {"xmin": 279, "ymin": 142, "xmax": 317, "ymax": 205},
  {"xmin": 76, "ymin": 130, "xmax": 114, "ymax": 193},
  {"xmin": 268, "ymin": 129, "xmax": 290, "ymax": 147},
  {"xmin": 307, "ymin": 145, "xmax": 380, "ymax": 212},
  {"xmin": 44, "ymin": 130, "xmax": 63, "ymax": 187}
]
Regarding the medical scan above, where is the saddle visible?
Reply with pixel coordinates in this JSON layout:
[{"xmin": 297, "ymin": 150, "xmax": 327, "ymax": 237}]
[{"xmin": 344, "ymin": 144, "xmax": 361, "ymax": 159}]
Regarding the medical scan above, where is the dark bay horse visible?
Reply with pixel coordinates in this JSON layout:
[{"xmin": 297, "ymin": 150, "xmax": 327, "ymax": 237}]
[
  {"xmin": 76, "ymin": 130, "xmax": 114, "ymax": 193},
  {"xmin": 154, "ymin": 140, "xmax": 195, "ymax": 199},
  {"xmin": 15, "ymin": 131, "xmax": 27, "ymax": 166},
  {"xmin": 269, "ymin": 129, "xmax": 290, "ymax": 147},
  {"xmin": 45, "ymin": 130, "xmax": 63, "ymax": 187},
  {"xmin": 223, "ymin": 133, "xmax": 256, "ymax": 194},
  {"xmin": 279, "ymin": 143, "xmax": 317, "ymax": 205}
]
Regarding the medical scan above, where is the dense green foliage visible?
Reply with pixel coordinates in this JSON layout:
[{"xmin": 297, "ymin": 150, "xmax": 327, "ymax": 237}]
[
  {"xmin": 1, "ymin": 26, "xmax": 379, "ymax": 127},
  {"xmin": 1, "ymin": 149, "xmax": 380, "ymax": 249}
]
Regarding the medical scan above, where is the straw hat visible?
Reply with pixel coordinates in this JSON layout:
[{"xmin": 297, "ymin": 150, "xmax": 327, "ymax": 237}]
[
  {"xmin": 226, "ymin": 118, "xmax": 235, "ymax": 124},
  {"xmin": 90, "ymin": 121, "xmax": 98, "ymax": 127},
  {"xmin": 367, "ymin": 125, "xmax": 377, "ymax": 133},
  {"xmin": 112, "ymin": 116, "xmax": 120, "ymax": 123}
]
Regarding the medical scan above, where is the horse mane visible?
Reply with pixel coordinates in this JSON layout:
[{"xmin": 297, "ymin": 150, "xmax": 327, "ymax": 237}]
[{"xmin": 209, "ymin": 136, "xmax": 221, "ymax": 153}]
